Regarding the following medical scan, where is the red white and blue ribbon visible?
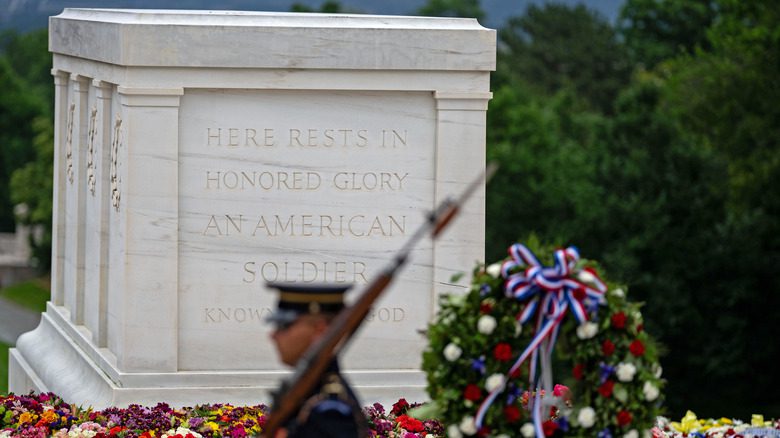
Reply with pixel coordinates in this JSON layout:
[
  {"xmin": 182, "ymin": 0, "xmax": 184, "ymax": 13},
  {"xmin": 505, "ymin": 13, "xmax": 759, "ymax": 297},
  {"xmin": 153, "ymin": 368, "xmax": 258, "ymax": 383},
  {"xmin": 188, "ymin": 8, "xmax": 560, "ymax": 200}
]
[{"xmin": 474, "ymin": 243, "xmax": 607, "ymax": 429}]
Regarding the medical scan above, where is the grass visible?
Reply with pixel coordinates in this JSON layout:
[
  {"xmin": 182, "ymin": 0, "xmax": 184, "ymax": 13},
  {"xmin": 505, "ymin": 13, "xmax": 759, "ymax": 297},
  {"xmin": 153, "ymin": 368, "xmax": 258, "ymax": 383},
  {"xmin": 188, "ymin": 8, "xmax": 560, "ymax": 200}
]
[
  {"xmin": 0, "ymin": 340, "xmax": 9, "ymax": 396},
  {"xmin": 0, "ymin": 277, "xmax": 50, "ymax": 313}
]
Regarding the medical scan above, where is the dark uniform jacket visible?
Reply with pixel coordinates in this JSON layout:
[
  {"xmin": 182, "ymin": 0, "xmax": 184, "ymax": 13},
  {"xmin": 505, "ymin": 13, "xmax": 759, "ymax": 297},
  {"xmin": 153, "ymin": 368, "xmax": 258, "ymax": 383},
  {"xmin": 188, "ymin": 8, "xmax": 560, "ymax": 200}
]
[{"xmin": 284, "ymin": 360, "xmax": 368, "ymax": 438}]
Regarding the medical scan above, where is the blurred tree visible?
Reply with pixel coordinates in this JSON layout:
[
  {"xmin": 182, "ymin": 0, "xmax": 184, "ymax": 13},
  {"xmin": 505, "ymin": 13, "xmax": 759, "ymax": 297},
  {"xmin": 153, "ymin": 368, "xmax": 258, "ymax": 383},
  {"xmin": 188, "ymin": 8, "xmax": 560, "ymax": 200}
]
[
  {"xmin": 618, "ymin": 0, "xmax": 718, "ymax": 68},
  {"xmin": 485, "ymin": 83, "xmax": 606, "ymax": 261},
  {"xmin": 10, "ymin": 115, "xmax": 52, "ymax": 271},
  {"xmin": 417, "ymin": 0, "xmax": 485, "ymax": 20},
  {"xmin": 0, "ymin": 53, "xmax": 46, "ymax": 232},
  {"xmin": 0, "ymin": 28, "xmax": 51, "ymax": 266},
  {"xmin": 290, "ymin": 1, "xmax": 343, "ymax": 13},
  {"xmin": 656, "ymin": 0, "xmax": 780, "ymax": 415},
  {"xmin": 496, "ymin": 3, "xmax": 630, "ymax": 114}
]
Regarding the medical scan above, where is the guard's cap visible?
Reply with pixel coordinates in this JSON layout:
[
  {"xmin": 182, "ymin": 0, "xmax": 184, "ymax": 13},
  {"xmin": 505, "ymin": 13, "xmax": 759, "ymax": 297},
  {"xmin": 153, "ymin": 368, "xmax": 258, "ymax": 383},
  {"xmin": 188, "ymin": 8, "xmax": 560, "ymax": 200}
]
[{"xmin": 265, "ymin": 282, "xmax": 351, "ymax": 329}]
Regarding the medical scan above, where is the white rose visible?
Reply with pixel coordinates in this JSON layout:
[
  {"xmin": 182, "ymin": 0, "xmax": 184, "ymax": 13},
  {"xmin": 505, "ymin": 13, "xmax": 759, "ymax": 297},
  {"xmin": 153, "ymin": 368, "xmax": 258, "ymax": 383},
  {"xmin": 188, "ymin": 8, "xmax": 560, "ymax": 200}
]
[
  {"xmin": 643, "ymin": 430, "xmax": 652, "ymax": 438},
  {"xmin": 496, "ymin": 435, "xmax": 510, "ymax": 438},
  {"xmin": 576, "ymin": 321, "xmax": 598, "ymax": 339},
  {"xmin": 611, "ymin": 288, "xmax": 626, "ymax": 298},
  {"xmin": 486, "ymin": 263, "xmax": 502, "ymax": 278},
  {"xmin": 515, "ymin": 321, "xmax": 523, "ymax": 337},
  {"xmin": 654, "ymin": 364, "xmax": 663, "ymax": 378},
  {"xmin": 425, "ymin": 435, "xmax": 435, "ymax": 438},
  {"xmin": 623, "ymin": 430, "xmax": 639, "ymax": 438},
  {"xmin": 443, "ymin": 343, "xmax": 462, "ymax": 362},
  {"xmin": 520, "ymin": 423, "xmax": 536, "ymax": 437},
  {"xmin": 485, "ymin": 373, "xmax": 505, "ymax": 392},
  {"xmin": 578, "ymin": 406, "xmax": 596, "ymax": 428},
  {"xmin": 477, "ymin": 315, "xmax": 497, "ymax": 335},
  {"xmin": 164, "ymin": 429, "xmax": 202, "ymax": 438},
  {"xmin": 577, "ymin": 270, "xmax": 596, "ymax": 284},
  {"xmin": 643, "ymin": 381, "xmax": 660, "ymax": 401},
  {"xmin": 459, "ymin": 415, "xmax": 477, "ymax": 435},
  {"xmin": 616, "ymin": 362, "xmax": 637, "ymax": 382},
  {"xmin": 447, "ymin": 424, "xmax": 463, "ymax": 438}
]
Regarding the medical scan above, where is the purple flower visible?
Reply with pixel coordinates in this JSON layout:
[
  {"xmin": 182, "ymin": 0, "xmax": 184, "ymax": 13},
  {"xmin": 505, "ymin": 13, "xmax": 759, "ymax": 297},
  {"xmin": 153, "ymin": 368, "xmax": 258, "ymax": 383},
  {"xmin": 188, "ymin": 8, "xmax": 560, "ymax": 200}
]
[
  {"xmin": 556, "ymin": 415, "xmax": 570, "ymax": 432},
  {"xmin": 471, "ymin": 355, "xmax": 487, "ymax": 375},
  {"xmin": 599, "ymin": 362, "xmax": 615, "ymax": 384},
  {"xmin": 506, "ymin": 382, "xmax": 521, "ymax": 405},
  {"xmin": 598, "ymin": 428, "xmax": 613, "ymax": 438},
  {"xmin": 479, "ymin": 284, "xmax": 491, "ymax": 296},
  {"xmin": 189, "ymin": 417, "xmax": 205, "ymax": 428}
]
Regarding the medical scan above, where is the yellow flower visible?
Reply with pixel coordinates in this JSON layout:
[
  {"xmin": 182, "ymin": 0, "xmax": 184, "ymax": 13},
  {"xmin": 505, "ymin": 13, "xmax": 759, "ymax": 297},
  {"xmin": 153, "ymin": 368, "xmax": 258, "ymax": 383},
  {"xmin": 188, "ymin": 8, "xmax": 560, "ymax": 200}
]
[
  {"xmin": 206, "ymin": 422, "xmax": 220, "ymax": 432},
  {"xmin": 671, "ymin": 411, "xmax": 700, "ymax": 433},
  {"xmin": 719, "ymin": 417, "xmax": 733, "ymax": 425},
  {"xmin": 18, "ymin": 412, "xmax": 36, "ymax": 425},
  {"xmin": 41, "ymin": 410, "xmax": 58, "ymax": 423}
]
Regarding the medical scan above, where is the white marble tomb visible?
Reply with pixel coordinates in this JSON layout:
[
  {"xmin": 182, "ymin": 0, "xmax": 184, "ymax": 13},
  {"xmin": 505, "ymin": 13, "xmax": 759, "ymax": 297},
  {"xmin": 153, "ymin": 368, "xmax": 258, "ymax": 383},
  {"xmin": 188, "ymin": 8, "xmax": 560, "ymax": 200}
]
[{"xmin": 9, "ymin": 8, "xmax": 495, "ymax": 408}]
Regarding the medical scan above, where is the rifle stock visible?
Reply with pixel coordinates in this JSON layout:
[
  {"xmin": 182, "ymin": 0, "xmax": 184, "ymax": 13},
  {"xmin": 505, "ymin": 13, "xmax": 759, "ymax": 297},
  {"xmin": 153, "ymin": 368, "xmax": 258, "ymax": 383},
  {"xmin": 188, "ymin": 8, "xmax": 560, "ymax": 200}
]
[{"xmin": 262, "ymin": 163, "xmax": 497, "ymax": 437}]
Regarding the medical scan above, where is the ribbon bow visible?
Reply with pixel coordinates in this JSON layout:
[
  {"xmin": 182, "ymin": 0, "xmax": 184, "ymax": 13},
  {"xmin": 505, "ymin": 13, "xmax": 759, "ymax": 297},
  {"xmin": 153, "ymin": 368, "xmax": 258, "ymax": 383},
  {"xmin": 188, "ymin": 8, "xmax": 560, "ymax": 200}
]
[{"xmin": 475, "ymin": 244, "xmax": 607, "ymax": 433}]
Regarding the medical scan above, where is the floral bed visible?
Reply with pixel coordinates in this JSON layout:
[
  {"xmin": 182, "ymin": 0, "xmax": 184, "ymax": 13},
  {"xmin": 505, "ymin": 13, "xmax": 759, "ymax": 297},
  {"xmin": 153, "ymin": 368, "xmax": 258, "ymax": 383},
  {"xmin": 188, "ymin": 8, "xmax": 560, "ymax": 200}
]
[
  {"xmin": 0, "ymin": 393, "xmax": 442, "ymax": 438},
  {"xmin": 2, "ymin": 393, "xmax": 779, "ymax": 437}
]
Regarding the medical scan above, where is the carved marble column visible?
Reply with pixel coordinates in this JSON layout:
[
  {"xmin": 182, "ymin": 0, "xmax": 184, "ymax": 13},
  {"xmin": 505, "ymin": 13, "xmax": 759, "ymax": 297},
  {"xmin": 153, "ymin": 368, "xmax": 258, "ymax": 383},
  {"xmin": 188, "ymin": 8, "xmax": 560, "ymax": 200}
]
[
  {"xmin": 63, "ymin": 74, "xmax": 90, "ymax": 325},
  {"xmin": 432, "ymin": 91, "xmax": 492, "ymax": 306},
  {"xmin": 110, "ymin": 87, "xmax": 183, "ymax": 372},
  {"xmin": 50, "ymin": 69, "xmax": 70, "ymax": 307},
  {"xmin": 83, "ymin": 80, "xmax": 113, "ymax": 347}
]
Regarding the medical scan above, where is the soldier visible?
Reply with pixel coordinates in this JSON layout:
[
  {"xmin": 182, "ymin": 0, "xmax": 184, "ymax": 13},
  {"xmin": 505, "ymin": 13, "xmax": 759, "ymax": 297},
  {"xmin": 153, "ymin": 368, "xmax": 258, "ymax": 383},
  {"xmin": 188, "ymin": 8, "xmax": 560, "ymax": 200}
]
[{"xmin": 266, "ymin": 282, "xmax": 368, "ymax": 438}]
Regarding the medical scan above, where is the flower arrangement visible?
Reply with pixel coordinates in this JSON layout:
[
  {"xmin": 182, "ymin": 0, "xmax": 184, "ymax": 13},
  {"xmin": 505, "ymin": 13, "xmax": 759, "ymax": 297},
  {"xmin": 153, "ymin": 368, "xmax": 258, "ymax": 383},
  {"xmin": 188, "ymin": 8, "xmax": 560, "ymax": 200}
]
[
  {"xmin": 653, "ymin": 411, "xmax": 780, "ymax": 437},
  {"xmin": 0, "ymin": 392, "xmax": 445, "ymax": 438},
  {"xmin": 363, "ymin": 398, "xmax": 444, "ymax": 437},
  {"xmin": 422, "ymin": 241, "xmax": 666, "ymax": 436}
]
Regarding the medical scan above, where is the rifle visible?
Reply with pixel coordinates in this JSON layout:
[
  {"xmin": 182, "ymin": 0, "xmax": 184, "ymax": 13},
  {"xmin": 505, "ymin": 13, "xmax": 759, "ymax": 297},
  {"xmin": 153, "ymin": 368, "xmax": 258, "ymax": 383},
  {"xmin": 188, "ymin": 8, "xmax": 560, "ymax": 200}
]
[{"xmin": 262, "ymin": 163, "xmax": 498, "ymax": 437}]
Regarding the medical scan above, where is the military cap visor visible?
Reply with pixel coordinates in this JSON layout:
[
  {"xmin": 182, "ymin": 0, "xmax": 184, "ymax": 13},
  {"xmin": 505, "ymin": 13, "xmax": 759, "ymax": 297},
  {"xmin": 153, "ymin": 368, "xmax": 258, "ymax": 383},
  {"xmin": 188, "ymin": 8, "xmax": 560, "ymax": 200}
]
[{"xmin": 265, "ymin": 282, "xmax": 351, "ymax": 326}]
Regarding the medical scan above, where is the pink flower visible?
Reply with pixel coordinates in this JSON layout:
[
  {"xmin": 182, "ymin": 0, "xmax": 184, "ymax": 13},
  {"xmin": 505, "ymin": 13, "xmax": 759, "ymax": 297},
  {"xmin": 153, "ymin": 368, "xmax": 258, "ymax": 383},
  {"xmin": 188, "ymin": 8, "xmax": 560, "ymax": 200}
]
[{"xmin": 553, "ymin": 384, "xmax": 569, "ymax": 397}]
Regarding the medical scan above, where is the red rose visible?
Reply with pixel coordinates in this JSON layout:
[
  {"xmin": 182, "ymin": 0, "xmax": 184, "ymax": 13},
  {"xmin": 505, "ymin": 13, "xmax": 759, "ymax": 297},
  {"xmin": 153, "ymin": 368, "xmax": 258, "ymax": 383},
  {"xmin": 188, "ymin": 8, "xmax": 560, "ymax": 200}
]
[
  {"xmin": 396, "ymin": 414, "xmax": 424, "ymax": 433},
  {"xmin": 573, "ymin": 288, "xmax": 586, "ymax": 300},
  {"xmin": 602, "ymin": 339, "xmax": 616, "ymax": 356},
  {"xmin": 480, "ymin": 302, "xmax": 493, "ymax": 314},
  {"xmin": 494, "ymin": 343, "xmax": 513, "ymax": 361},
  {"xmin": 464, "ymin": 384, "xmax": 482, "ymax": 401},
  {"xmin": 504, "ymin": 405, "xmax": 522, "ymax": 423},
  {"xmin": 611, "ymin": 312, "xmax": 627, "ymax": 329},
  {"xmin": 630, "ymin": 339, "xmax": 646, "ymax": 357},
  {"xmin": 617, "ymin": 410, "xmax": 633, "ymax": 427},
  {"xmin": 542, "ymin": 420, "xmax": 559, "ymax": 436},
  {"xmin": 391, "ymin": 398, "xmax": 410, "ymax": 415},
  {"xmin": 573, "ymin": 363, "xmax": 585, "ymax": 380},
  {"xmin": 637, "ymin": 324, "xmax": 644, "ymax": 333},
  {"xmin": 477, "ymin": 426, "xmax": 491, "ymax": 437},
  {"xmin": 598, "ymin": 380, "xmax": 615, "ymax": 398}
]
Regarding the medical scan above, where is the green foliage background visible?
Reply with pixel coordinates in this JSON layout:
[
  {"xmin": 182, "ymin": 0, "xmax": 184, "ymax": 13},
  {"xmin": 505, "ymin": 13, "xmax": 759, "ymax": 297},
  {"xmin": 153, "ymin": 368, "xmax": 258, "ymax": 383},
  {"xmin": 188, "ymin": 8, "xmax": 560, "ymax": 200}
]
[{"xmin": 1, "ymin": 0, "xmax": 778, "ymax": 418}]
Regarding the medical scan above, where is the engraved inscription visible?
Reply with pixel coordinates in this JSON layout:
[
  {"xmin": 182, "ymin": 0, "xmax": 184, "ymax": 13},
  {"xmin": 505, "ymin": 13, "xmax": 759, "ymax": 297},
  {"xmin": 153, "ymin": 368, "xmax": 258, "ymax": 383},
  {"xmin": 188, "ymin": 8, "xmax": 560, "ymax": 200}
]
[
  {"xmin": 204, "ymin": 307, "xmax": 273, "ymax": 323},
  {"xmin": 204, "ymin": 306, "xmax": 405, "ymax": 324},
  {"xmin": 202, "ymin": 214, "xmax": 406, "ymax": 238},
  {"xmin": 204, "ymin": 170, "xmax": 409, "ymax": 192},
  {"xmin": 86, "ymin": 106, "xmax": 98, "ymax": 195},
  {"xmin": 65, "ymin": 103, "xmax": 75, "ymax": 184},
  {"xmin": 242, "ymin": 260, "xmax": 368, "ymax": 284},
  {"xmin": 110, "ymin": 116, "xmax": 122, "ymax": 211},
  {"xmin": 365, "ymin": 307, "xmax": 406, "ymax": 323},
  {"xmin": 206, "ymin": 127, "xmax": 408, "ymax": 148}
]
